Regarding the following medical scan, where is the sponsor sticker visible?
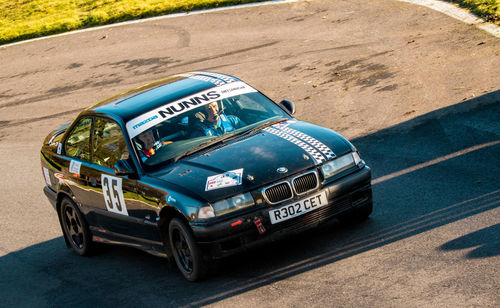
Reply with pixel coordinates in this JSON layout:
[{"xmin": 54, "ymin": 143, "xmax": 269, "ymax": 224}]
[
  {"xmin": 126, "ymin": 81, "xmax": 257, "ymax": 138},
  {"xmin": 69, "ymin": 160, "xmax": 81, "ymax": 175},
  {"xmin": 205, "ymin": 168, "xmax": 244, "ymax": 191},
  {"xmin": 56, "ymin": 143, "xmax": 62, "ymax": 155},
  {"xmin": 101, "ymin": 174, "xmax": 128, "ymax": 216},
  {"xmin": 43, "ymin": 167, "xmax": 51, "ymax": 185}
]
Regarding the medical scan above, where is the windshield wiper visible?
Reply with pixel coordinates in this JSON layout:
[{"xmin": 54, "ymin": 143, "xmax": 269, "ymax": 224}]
[
  {"xmin": 233, "ymin": 117, "xmax": 288, "ymax": 139},
  {"xmin": 172, "ymin": 134, "xmax": 236, "ymax": 162}
]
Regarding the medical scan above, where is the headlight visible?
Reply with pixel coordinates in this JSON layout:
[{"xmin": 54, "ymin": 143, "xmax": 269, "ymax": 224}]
[
  {"xmin": 197, "ymin": 192, "xmax": 254, "ymax": 219},
  {"xmin": 321, "ymin": 152, "xmax": 362, "ymax": 179}
]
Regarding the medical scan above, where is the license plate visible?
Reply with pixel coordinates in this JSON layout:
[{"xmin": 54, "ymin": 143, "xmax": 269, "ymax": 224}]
[{"xmin": 269, "ymin": 190, "xmax": 328, "ymax": 224}]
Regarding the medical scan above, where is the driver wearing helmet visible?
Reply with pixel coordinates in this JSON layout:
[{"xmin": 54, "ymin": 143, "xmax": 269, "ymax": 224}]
[
  {"xmin": 136, "ymin": 130, "xmax": 171, "ymax": 162},
  {"xmin": 192, "ymin": 101, "xmax": 245, "ymax": 137}
]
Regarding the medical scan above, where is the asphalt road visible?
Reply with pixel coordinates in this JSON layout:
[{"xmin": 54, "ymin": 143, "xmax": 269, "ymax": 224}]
[{"xmin": 0, "ymin": 0, "xmax": 499, "ymax": 306}]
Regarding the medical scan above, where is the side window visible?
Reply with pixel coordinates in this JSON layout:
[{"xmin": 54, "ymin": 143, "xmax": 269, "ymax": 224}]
[
  {"xmin": 92, "ymin": 118, "xmax": 129, "ymax": 168},
  {"xmin": 64, "ymin": 118, "xmax": 92, "ymax": 161}
]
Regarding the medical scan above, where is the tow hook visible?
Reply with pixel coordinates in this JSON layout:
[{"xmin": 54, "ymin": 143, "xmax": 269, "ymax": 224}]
[{"xmin": 254, "ymin": 217, "xmax": 266, "ymax": 235}]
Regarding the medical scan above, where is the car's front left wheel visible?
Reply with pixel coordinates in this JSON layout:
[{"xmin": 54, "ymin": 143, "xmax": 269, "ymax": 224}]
[
  {"xmin": 168, "ymin": 217, "xmax": 206, "ymax": 282},
  {"xmin": 59, "ymin": 197, "xmax": 93, "ymax": 256}
]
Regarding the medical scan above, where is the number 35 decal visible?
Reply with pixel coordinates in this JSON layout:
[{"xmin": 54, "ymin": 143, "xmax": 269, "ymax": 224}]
[{"xmin": 101, "ymin": 174, "xmax": 128, "ymax": 216}]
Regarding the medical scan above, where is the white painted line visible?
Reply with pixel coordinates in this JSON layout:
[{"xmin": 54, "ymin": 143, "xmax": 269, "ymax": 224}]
[
  {"xmin": 398, "ymin": 0, "xmax": 500, "ymax": 38},
  {"xmin": 372, "ymin": 140, "xmax": 500, "ymax": 184},
  {"xmin": 1, "ymin": 0, "xmax": 298, "ymax": 48}
]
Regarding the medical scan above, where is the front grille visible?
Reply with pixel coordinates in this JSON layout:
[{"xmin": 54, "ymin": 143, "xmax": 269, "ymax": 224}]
[
  {"xmin": 263, "ymin": 182, "xmax": 292, "ymax": 204},
  {"xmin": 292, "ymin": 172, "xmax": 318, "ymax": 195}
]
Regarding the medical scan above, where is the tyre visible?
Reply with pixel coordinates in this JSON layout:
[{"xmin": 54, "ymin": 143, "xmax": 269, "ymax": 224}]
[
  {"xmin": 339, "ymin": 201, "xmax": 373, "ymax": 224},
  {"xmin": 59, "ymin": 197, "xmax": 93, "ymax": 256},
  {"xmin": 168, "ymin": 217, "xmax": 206, "ymax": 282}
]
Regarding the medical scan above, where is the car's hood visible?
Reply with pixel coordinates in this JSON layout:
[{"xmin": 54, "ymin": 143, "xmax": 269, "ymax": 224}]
[{"xmin": 148, "ymin": 120, "xmax": 353, "ymax": 203}]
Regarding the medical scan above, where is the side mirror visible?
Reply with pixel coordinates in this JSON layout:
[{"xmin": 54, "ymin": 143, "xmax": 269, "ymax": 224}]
[
  {"xmin": 279, "ymin": 99, "xmax": 296, "ymax": 115},
  {"xmin": 114, "ymin": 159, "xmax": 136, "ymax": 176}
]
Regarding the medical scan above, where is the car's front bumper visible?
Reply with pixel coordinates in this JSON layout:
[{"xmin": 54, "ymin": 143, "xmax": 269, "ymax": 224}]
[{"xmin": 191, "ymin": 165, "xmax": 372, "ymax": 258}]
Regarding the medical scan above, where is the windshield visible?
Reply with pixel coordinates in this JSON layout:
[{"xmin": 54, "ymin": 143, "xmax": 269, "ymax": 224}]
[{"xmin": 127, "ymin": 82, "xmax": 290, "ymax": 170}]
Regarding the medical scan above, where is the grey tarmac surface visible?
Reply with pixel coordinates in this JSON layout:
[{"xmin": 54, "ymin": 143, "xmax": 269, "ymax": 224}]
[{"xmin": 0, "ymin": 0, "xmax": 499, "ymax": 306}]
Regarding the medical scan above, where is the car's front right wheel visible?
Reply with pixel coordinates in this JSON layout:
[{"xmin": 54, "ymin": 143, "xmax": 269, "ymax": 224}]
[{"xmin": 168, "ymin": 217, "xmax": 206, "ymax": 282}]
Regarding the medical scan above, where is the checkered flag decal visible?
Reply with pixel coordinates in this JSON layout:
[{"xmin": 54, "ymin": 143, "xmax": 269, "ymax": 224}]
[
  {"xmin": 263, "ymin": 127, "xmax": 326, "ymax": 165},
  {"xmin": 272, "ymin": 121, "xmax": 292, "ymax": 130},
  {"xmin": 192, "ymin": 71, "xmax": 237, "ymax": 84},
  {"xmin": 190, "ymin": 75, "xmax": 226, "ymax": 86},
  {"xmin": 280, "ymin": 127, "xmax": 336, "ymax": 160}
]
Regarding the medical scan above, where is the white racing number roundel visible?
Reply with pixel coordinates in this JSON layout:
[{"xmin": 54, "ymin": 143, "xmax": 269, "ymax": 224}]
[{"xmin": 101, "ymin": 174, "xmax": 128, "ymax": 216}]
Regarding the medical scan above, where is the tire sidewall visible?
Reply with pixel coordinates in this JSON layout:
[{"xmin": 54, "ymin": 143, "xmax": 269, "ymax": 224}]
[
  {"xmin": 59, "ymin": 197, "xmax": 92, "ymax": 256},
  {"xmin": 168, "ymin": 218, "xmax": 205, "ymax": 282}
]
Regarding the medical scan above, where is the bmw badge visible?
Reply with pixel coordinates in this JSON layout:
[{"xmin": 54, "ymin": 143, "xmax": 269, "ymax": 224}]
[{"xmin": 277, "ymin": 167, "xmax": 288, "ymax": 174}]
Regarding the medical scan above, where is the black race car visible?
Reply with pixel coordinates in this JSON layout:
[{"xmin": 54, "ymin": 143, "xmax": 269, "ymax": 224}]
[{"xmin": 41, "ymin": 71, "xmax": 372, "ymax": 281}]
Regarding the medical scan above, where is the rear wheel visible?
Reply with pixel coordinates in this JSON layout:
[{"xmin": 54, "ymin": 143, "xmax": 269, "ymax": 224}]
[
  {"xmin": 169, "ymin": 218, "xmax": 206, "ymax": 282},
  {"xmin": 59, "ymin": 197, "xmax": 93, "ymax": 256}
]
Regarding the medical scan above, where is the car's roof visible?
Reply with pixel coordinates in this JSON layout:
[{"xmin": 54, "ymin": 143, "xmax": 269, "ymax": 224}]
[{"xmin": 88, "ymin": 71, "xmax": 241, "ymax": 123}]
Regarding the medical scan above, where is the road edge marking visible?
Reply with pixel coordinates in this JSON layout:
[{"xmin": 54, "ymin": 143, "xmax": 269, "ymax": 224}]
[
  {"xmin": 2, "ymin": 0, "xmax": 498, "ymax": 49},
  {"xmin": 398, "ymin": 0, "xmax": 500, "ymax": 38},
  {"xmin": 0, "ymin": 0, "xmax": 298, "ymax": 48}
]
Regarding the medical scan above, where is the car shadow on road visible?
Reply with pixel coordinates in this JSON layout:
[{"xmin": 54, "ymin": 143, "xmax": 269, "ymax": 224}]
[
  {"xmin": 1, "ymin": 90, "xmax": 499, "ymax": 307},
  {"xmin": 439, "ymin": 223, "xmax": 500, "ymax": 259}
]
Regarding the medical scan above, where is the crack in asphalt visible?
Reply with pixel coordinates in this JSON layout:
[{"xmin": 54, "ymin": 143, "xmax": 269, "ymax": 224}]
[
  {"xmin": 168, "ymin": 40, "xmax": 280, "ymax": 69},
  {"xmin": 92, "ymin": 56, "xmax": 181, "ymax": 71}
]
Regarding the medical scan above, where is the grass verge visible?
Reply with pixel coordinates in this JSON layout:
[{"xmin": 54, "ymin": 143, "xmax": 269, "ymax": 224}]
[
  {"xmin": 1, "ymin": 0, "xmax": 498, "ymax": 45},
  {"xmin": 450, "ymin": 0, "xmax": 500, "ymax": 24},
  {"xmin": 0, "ymin": 0, "xmax": 267, "ymax": 45}
]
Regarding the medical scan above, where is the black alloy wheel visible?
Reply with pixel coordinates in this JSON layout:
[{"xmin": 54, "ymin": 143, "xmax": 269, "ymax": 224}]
[
  {"xmin": 168, "ymin": 217, "xmax": 206, "ymax": 282},
  {"xmin": 60, "ymin": 197, "xmax": 92, "ymax": 256}
]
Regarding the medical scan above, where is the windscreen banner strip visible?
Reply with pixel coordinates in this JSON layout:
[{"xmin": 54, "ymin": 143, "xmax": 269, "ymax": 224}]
[{"xmin": 126, "ymin": 81, "xmax": 257, "ymax": 138}]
